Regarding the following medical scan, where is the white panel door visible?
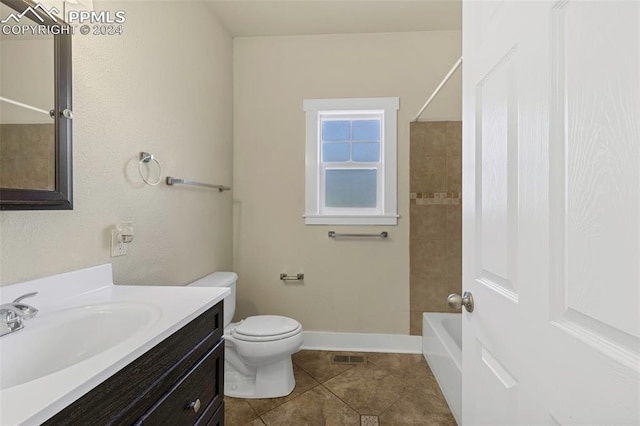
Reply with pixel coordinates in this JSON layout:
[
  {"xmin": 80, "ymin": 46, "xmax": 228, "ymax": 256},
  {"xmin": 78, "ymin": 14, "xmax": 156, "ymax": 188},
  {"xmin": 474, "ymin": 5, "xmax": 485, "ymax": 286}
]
[{"xmin": 462, "ymin": 1, "xmax": 640, "ymax": 424}]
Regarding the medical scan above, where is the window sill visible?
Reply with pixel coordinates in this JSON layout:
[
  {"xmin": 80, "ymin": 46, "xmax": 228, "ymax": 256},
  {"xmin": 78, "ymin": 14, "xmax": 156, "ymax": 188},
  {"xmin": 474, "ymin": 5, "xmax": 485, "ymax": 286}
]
[{"xmin": 304, "ymin": 215, "xmax": 398, "ymax": 226}]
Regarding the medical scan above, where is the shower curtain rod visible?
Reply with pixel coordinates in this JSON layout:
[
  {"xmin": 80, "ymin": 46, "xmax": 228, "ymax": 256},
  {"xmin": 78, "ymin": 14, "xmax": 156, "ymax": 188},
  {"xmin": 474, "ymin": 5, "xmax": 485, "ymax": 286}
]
[
  {"xmin": 0, "ymin": 96, "xmax": 51, "ymax": 117},
  {"xmin": 413, "ymin": 56, "xmax": 463, "ymax": 122}
]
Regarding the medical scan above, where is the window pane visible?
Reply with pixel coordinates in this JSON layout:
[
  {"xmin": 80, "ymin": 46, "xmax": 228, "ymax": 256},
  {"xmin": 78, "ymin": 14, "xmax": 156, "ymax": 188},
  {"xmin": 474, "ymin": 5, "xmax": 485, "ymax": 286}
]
[
  {"xmin": 352, "ymin": 142, "xmax": 380, "ymax": 162},
  {"xmin": 322, "ymin": 120, "xmax": 350, "ymax": 141},
  {"xmin": 352, "ymin": 120, "xmax": 380, "ymax": 141},
  {"xmin": 325, "ymin": 169, "xmax": 377, "ymax": 208},
  {"xmin": 323, "ymin": 143, "xmax": 350, "ymax": 162}
]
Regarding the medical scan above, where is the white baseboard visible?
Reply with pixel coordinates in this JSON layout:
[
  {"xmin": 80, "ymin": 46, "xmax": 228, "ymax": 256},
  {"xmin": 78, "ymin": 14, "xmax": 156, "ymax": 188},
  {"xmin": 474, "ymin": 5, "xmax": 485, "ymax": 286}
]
[{"xmin": 301, "ymin": 331, "xmax": 422, "ymax": 354}]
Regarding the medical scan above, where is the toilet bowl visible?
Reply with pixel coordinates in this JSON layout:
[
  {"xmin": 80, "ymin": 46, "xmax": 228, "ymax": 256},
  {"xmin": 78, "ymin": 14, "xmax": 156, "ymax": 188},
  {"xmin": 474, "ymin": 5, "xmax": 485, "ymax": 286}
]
[{"xmin": 188, "ymin": 272, "xmax": 303, "ymax": 399}]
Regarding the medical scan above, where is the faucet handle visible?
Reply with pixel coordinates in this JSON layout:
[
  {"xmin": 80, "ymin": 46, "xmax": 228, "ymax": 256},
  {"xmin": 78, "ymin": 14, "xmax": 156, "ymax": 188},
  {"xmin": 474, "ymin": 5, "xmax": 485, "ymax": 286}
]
[
  {"xmin": 0, "ymin": 305, "xmax": 25, "ymax": 336},
  {"xmin": 12, "ymin": 292, "xmax": 38, "ymax": 304},
  {"xmin": 11, "ymin": 292, "xmax": 38, "ymax": 319},
  {"xmin": 0, "ymin": 293, "xmax": 38, "ymax": 337},
  {"xmin": 0, "ymin": 304, "xmax": 24, "ymax": 319}
]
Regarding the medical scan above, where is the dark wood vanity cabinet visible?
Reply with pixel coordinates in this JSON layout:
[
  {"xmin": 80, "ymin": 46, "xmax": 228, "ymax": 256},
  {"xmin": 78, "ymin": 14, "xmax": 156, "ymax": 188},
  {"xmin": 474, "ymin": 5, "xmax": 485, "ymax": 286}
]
[{"xmin": 44, "ymin": 301, "xmax": 224, "ymax": 426}]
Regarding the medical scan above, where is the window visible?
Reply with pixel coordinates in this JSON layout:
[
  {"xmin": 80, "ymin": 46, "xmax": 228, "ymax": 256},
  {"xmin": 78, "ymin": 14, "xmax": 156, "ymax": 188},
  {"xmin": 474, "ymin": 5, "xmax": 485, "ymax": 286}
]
[{"xmin": 303, "ymin": 97, "xmax": 399, "ymax": 225}]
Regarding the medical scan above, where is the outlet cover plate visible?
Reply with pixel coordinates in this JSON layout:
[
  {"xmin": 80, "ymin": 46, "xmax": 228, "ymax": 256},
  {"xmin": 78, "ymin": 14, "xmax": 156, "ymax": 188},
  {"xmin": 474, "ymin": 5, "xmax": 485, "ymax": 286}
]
[{"xmin": 111, "ymin": 229, "xmax": 127, "ymax": 257}]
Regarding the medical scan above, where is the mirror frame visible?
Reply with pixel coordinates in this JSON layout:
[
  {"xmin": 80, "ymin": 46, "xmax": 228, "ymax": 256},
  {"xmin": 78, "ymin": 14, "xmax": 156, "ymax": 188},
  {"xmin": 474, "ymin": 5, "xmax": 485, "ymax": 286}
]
[{"xmin": 0, "ymin": 0, "xmax": 72, "ymax": 210}]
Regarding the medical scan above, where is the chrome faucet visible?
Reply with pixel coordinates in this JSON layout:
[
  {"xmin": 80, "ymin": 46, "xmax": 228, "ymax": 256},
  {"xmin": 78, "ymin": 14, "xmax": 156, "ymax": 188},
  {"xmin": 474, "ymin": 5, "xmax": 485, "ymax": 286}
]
[{"xmin": 0, "ymin": 292, "xmax": 38, "ymax": 337}]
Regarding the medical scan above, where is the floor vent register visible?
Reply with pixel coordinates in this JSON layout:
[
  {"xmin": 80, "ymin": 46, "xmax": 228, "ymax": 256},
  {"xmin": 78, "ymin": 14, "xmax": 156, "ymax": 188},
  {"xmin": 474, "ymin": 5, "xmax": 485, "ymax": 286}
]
[{"xmin": 332, "ymin": 355, "xmax": 366, "ymax": 365}]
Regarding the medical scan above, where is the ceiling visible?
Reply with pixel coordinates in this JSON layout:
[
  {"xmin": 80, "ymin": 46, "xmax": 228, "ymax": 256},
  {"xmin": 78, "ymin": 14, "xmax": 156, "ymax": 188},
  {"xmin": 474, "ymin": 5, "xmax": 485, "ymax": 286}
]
[{"xmin": 206, "ymin": 0, "xmax": 462, "ymax": 38}]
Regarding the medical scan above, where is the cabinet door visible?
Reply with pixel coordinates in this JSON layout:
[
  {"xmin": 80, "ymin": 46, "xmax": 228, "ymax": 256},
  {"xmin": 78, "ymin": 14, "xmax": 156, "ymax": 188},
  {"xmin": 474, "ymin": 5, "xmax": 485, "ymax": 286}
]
[{"xmin": 202, "ymin": 403, "xmax": 224, "ymax": 426}]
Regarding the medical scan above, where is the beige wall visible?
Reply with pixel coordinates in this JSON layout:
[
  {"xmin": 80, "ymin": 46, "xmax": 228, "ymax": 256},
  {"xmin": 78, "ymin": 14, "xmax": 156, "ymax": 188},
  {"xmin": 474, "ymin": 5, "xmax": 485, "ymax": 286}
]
[
  {"xmin": 0, "ymin": 1, "xmax": 233, "ymax": 286},
  {"xmin": 233, "ymin": 31, "xmax": 461, "ymax": 334}
]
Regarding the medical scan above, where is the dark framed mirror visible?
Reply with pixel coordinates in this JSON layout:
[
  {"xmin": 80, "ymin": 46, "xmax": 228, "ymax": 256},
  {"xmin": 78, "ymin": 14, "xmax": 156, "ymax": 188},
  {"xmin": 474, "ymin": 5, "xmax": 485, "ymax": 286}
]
[{"xmin": 0, "ymin": 0, "xmax": 72, "ymax": 210}]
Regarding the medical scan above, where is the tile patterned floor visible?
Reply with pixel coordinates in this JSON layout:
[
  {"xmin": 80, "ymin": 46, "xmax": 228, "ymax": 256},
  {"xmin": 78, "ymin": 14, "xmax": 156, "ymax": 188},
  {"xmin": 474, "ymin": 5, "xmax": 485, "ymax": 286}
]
[{"xmin": 224, "ymin": 350, "xmax": 456, "ymax": 426}]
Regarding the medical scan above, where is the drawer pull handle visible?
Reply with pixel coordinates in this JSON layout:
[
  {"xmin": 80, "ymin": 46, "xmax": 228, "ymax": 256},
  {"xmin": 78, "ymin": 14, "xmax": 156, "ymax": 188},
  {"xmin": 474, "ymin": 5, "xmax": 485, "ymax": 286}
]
[{"xmin": 188, "ymin": 399, "xmax": 201, "ymax": 413}]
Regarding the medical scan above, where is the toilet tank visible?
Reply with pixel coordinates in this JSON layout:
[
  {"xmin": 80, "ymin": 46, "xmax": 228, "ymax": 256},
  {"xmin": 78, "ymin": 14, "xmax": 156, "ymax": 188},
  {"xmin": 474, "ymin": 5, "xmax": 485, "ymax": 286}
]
[{"xmin": 188, "ymin": 272, "xmax": 237, "ymax": 327}]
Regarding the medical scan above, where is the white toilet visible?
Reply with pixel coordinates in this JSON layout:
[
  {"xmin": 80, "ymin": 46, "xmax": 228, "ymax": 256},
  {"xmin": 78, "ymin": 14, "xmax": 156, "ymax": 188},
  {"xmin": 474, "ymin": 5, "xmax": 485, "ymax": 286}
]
[{"xmin": 189, "ymin": 272, "xmax": 303, "ymax": 399}]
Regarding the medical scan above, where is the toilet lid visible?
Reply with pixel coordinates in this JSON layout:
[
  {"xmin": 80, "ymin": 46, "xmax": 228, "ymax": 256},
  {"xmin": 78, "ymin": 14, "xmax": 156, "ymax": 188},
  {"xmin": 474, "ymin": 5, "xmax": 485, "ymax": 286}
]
[{"xmin": 232, "ymin": 315, "xmax": 302, "ymax": 342}]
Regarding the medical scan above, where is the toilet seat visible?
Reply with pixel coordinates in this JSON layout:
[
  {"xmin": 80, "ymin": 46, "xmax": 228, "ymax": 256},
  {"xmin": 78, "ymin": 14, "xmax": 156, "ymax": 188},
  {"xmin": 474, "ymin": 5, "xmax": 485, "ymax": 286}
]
[{"xmin": 232, "ymin": 315, "xmax": 302, "ymax": 342}]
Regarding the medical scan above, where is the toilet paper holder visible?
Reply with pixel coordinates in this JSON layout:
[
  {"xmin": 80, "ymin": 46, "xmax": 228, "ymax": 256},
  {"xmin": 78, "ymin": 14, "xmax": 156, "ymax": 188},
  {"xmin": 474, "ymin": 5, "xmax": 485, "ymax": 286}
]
[{"xmin": 280, "ymin": 273, "xmax": 304, "ymax": 281}]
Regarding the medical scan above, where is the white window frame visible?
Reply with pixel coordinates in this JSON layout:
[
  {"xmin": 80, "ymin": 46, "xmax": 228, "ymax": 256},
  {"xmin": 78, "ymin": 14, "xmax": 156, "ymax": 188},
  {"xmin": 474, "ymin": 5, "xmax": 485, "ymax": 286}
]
[{"xmin": 303, "ymin": 97, "xmax": 399, "ymax": 226}]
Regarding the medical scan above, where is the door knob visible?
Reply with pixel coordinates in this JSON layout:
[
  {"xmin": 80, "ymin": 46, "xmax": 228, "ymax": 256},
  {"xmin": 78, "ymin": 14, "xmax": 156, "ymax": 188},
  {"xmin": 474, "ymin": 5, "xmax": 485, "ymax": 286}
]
[{"xmin": 447, "ymin": 291, "xmax": 474, "ymax": 313}]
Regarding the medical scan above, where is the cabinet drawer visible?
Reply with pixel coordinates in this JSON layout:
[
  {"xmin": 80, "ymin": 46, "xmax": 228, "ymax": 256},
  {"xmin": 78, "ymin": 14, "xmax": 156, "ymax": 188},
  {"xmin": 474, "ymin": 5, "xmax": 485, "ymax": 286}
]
[
  {"xmin": 195, "ymin": 399, "xmax": 224, "ymax": 426},
  {"xmin": 136, "ymin": 339, "xmax": 224, "ymax": 425}
]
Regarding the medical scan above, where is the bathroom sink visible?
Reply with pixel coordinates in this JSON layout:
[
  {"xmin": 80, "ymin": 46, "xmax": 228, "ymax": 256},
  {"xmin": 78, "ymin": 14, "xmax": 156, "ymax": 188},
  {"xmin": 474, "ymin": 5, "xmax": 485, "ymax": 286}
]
[
  {"xmin": 0, "ymin": 301, "xmax": 161, "ymax": 390},
  {"xmin": 0, "ymin": 264, "xmax": 229, "ymax": 426}
]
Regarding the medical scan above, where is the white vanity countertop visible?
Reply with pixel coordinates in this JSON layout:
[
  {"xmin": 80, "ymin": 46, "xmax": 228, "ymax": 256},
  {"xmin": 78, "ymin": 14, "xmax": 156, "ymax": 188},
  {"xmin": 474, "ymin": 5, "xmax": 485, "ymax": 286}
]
[{"xmin": 0, "ymin": 264, "xmax": 228, "ymax": 426}]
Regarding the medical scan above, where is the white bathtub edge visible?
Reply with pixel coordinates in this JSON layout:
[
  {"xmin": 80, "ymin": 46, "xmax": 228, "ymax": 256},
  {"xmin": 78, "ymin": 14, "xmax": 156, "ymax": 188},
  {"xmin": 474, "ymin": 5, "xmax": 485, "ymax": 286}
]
[
  {"xmin": 301, "ymin": 331, "xmax": 422, "ymax": 354},
  {"xmin": 423, "ymin": 312, "xmax": 462, "ymax": 426}
]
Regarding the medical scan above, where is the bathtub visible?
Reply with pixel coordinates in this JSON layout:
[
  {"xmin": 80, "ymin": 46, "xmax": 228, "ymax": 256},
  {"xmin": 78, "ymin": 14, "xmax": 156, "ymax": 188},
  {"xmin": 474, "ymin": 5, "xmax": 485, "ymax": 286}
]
[{"xmin": 423, "ymin": 313, "xmax": 462, "ymax": 425}]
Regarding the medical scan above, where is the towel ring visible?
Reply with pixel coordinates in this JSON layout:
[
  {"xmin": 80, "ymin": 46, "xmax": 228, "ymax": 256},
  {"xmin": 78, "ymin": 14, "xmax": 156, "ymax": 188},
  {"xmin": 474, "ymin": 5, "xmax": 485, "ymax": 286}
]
[{"xmin": 138, "ymin": 152, "xmax": 162, "ymax": 186}]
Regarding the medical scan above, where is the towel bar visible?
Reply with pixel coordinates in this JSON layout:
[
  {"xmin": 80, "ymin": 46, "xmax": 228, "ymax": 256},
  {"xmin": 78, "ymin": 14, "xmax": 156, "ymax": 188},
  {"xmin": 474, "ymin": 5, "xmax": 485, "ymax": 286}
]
[{"xmin": 166, "ymin": 176, "xmax": 231, "ymax": 192}]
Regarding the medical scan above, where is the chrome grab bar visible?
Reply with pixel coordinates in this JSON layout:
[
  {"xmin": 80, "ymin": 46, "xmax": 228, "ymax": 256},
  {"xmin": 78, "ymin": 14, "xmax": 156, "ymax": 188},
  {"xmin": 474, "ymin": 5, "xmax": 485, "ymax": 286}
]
[{"xmin": 328, "ymin": 231, "xmax": 388, "ymax": 239}]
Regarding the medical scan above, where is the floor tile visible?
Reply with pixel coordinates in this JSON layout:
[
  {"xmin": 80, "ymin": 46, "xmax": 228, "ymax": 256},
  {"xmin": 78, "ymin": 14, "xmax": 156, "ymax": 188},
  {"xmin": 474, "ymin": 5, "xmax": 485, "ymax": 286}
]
[
  {"xmin": 292, "ymin": 350, "xmax": 359, "ymax": 383},
  {"xmin": 323, "ymin": 363, "xmax": 406, "ymax": 415},
  {"xmin": 225, "ymin": 350, "xmax": 456, "ymax": 426},
  {"xmin": 367, "ymin": 352, "xmax": 438, "ymax": 390},
  {"xmin": 224, "ymin": 397, "xmax": 259, "ymax": 425},
  {"xmin": 378, "ymin": 383, "xmax": 456, "ymax": 425},
  {"xmin": 361, "ymin": 415, "xmax": 380, "ymax": 426},
  {"xmin": 261, "ymin": 385, "xmax": 360, "ymax": 426},
  {"xmin": 247, "ymin": 365, "xmax": 319, "ymax": 415}
]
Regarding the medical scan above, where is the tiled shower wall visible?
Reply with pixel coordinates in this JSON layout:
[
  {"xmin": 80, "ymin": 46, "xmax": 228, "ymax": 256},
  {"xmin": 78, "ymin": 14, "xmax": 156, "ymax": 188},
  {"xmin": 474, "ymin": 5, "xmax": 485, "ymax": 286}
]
[
  {"xmin": 0, "ymin": 124, "xmax": 55, "ymax": 190},
  {"xmin": 409, "ymin": 121, "xmax": 462, "ymax": 335}
]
